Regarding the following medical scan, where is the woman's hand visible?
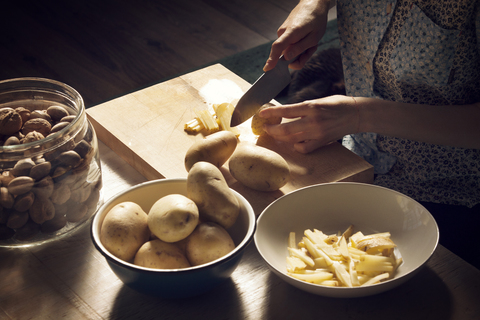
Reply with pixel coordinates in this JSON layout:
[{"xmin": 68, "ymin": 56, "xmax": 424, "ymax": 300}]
[
  {"xmin": 259, "ymin": 95, "xmax": 359, "ymax": 153},
  {"xmin": 263, "ymin": 0, "xmax": 332, "ymax": 72},
  {"xmin": 260, "ymin": 95, "xmax": 480, "ymax": 152}
]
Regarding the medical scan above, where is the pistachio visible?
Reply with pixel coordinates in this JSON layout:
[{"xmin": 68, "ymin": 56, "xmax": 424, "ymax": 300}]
[
  {"xmin": 3, "ymin": 136, "xmax": 20, "ymax": 146},
  {"xmin": 47, "ymin": 105, "xmax": 69, "ymax": 122},
  {"xmin": 0, "ymin": 187, "xmax": 14, "ymax": 209},
  {"xmin": 40, "ymin": 212, "xmax": 67, "ymax": 233},
  {"xmin": 14, "ymin": 191, "xmax": 35, "ymax": 212},
  {"xmin": 12, "ymin": 158, "xmax": 35, "ymax": 176},
  {"xmin": 30, "ymin": 110, "xmax": 52, "ymax": 123},
  {"xmin": 50, "ymin": 121, "xmax": 70, "ymax": 134},
  {"xmin": 29, "ymin": 197, "xmax": 55, "ymax": 224},
  {"xmin": 7, "ymin": 176, "xmax": 35, "ymax": 195},
  {"xmin": 30, "ymin": 161, "xmax": 52, "ymax": 180},
  {"xmin": 65, "ymin": 201, "xmax": 88, "ymax": 222},
  {"xmin": 0, "ymin": 108, "xmax": 23, "ymax": 135},
  {"xmin": 60, "ymin": 115, "xmax": 76, "ymax": 123},
  {"xmin": 32, "ymin": 175, "xmax": 54, "ymax": 199},
  {"xmin": 74, "ymin": 140, "xmax": 92, "ymax": 158},
  {"xmin": 6, "ymin": 210, "xmax": 29, "ymax": 229},
  {"xmin": 56, "ymin": 150, "xmax": 82, "ymax": 168},
  {"xmin": 84, "ymin": 187, "xmax": 101, "ymax": 211},
  {"xmin": 22, "ymin": 118, "xmax": 51, "ymax": 136},
  {"xmin": 0, "ymin": 171, "xmax": 14, "ymax": 187},
  {"xmin": 44, "ymin": 139, "xmax": 75, "ymax": 161},
  {"xmin": 70, "ymin": 182, "xmax": 92, "ymax": 203},
  {"xmin": 50, "ymin": 182, "xmax": 71, "ymax": 204}
]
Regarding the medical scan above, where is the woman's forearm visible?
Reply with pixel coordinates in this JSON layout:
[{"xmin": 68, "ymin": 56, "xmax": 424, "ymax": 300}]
[{"xmin": 359, "ymin": 97, "xmax": 480, "ymax": 149}]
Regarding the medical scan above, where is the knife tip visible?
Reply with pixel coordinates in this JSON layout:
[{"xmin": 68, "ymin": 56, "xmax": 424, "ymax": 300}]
[{"xmin": 230, "ymin": 111, "xmax": 242, "ymax": 127}]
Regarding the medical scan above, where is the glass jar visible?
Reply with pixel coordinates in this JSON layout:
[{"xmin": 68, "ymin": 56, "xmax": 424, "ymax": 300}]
[{"xmin": 0, "ymin": 78, "xmax": 102, "ymax": 247}]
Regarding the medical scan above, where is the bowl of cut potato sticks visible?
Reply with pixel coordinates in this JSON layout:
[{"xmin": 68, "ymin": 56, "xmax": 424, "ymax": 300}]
[{"xmin": 254, "ymin": 182, "xmax": 439, "ymax": 298}]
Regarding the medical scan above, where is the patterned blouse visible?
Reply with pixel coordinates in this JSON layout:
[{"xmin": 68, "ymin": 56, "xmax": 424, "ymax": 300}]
[{"xmin": 337, "ymin": 0, "xmax": 480, "ymax": 207}]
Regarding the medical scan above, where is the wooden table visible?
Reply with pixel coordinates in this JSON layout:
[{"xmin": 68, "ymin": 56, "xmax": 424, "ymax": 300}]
[
  {"xmin": 1, "ymin": 66, "xmax": 479, "ymax": 319},
  {"xmin": 86, "ymin": 63, "xmax": 374, "ymax": 214}
]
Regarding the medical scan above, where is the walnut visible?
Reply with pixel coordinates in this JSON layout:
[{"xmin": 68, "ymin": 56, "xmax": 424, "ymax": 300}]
[
  {"xmin": 15, "ymin": 107, "xmax": 31, "ymax": 123},
  {"xmin": 0, "ymin": 108, "xmax": 23, "ymax": 135},
  {"xmin": 22, "ymin": 118, "xmax": 51, "ymax": 136},
  {"xmin": 21, "ymin": 131, "xmax": 45, "ymax": 144}
]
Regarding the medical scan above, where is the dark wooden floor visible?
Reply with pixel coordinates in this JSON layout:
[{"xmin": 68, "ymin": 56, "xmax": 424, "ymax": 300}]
[{"xmin": 1, "ymin": 0, "xmax": 297, "ymax": 107}]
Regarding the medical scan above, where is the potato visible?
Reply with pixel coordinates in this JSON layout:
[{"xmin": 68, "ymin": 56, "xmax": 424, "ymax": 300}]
[
  {"xmin": 134, "ymin": 239, "xmax": 191, "ymax": 269},
  {"xmin": 187, "ymin": 161, "xmax": 240, "ymax": 229},
  {"xmin": 100, "ymin": 202, "xmax": 150, "ymax": 262},
  {"xmin": 148, "ymin": 194, "xmax": 199, "ymax": 243},
  {"xmin": 184, "ymin": 130, "xmax": 238, "ymax": 172},
  {"xmin": 251, "ymin": 104, "xmax": 282, "ymax": 135},
  {"xmin": 185, "ymin": 222, "xmax": 235, "ymax": 266},
  {"xmin": 228, "ymin": 143, "xmax": 290, "ymax": 191}
]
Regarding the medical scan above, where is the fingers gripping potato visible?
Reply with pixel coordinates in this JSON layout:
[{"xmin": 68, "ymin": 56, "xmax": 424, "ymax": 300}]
[
  {"xmin": 251, "ymin": 104, "xmax": 282, "ymax": 136},
  {"xmin": 185, "ymin": 130, "xmax": 238, "ymax": 172},
  {"xmin": 148, "ymin": 194, "xmax": 199, "ymax": 243},
  {"xmin": 187, "ymin": 161, "xmax": 240, "ymax": 229},
  {"xmin": 228, "ymin": 143, "xmax": 290, "ymax": 191},
  {"xmin": 100, "ymin": 202, "xmax": 150, "ymax": 262}
]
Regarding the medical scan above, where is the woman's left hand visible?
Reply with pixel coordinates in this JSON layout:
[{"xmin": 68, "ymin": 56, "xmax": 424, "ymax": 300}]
[{"xmin": 259, "ymin": 95, "xmax": 359, "ymax": 153}]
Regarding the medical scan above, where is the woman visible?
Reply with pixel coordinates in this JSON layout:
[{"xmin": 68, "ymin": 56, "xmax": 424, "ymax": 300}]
[{"xmin": 261, "ymin": 0, "xmax": 480, "ymax": 267}]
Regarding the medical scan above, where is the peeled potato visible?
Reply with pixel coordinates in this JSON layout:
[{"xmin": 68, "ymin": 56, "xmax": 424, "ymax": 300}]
[
  {"xmin": 185, "ymin": 222, "xmax": 235, "ymax": 266},
  {"xmin": 134, "ymin": 239, "xmax": 191, "ymax": 269},
  {"xmin": 100, "ymin": 202, "xmax": 150, "ymax": 262},
  {"xmin": 228, "ymin": 143, "xmax": 290, "ymax": 191},
  {"xmin": 187, "ymin": 161, "xmax": 240, "ymax": 229},
  {"xmin": 184, "ymin": 130, "xmax": 238, "ymax": 172},
  {"xmin": 251, "ymin": 104, "xmax": 282, "ymax": 135},
  {"xmin": 148, "ymin": 194, "xmax": 199, "ymax": 243}
]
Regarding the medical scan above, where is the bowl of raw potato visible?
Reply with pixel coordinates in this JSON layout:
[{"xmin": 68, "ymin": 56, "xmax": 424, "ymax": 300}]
[
  {"xmin": 91, "ymin": 176, "xmax": 255, "ymax": 298},
  {"xmin": 254, "ymin": 182, "xmax": 439, "ymax": 298}
]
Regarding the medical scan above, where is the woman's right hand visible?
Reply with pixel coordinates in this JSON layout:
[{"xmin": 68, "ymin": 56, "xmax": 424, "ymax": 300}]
[{"xmin": 263, "ymin": 0, "xmax": 332, "ymax": 72}]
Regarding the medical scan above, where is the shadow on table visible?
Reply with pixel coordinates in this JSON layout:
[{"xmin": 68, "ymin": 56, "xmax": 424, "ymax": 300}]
[
  {"xmin": 109, "ymin": 277, "xmax": 245, "ymax": 320},
  {"xmin": 263, "ymin": 265, "xmax": 453, "ymax": 320}
]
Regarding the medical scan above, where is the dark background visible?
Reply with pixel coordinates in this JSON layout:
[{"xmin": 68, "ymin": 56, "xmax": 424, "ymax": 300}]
[{"xmin": 1, "ymin": 0, "xmax": 297, "ymax": 107}]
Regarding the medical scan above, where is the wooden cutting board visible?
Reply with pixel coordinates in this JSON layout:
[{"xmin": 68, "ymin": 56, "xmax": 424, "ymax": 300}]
[{"xmin": 87, "ymin": 64, "xmax": 373, "ymax": 214}]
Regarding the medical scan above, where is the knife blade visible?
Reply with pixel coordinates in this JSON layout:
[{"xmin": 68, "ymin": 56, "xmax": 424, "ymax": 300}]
[{"xmin": 230, "ymin": 55, "xmax": 291, "ymax": 127}]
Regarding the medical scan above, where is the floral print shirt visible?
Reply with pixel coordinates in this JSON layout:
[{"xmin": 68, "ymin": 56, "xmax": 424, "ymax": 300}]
[{"xmin": 337, "ymin": 0, "xmax": 480, "ymax": 207}]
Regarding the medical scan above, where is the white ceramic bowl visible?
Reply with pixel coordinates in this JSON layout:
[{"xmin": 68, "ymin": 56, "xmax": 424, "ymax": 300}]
[
  {"xmin": 91, "ymin": 178, "xmax": 255, "ymax": 298},
  {"xmin": 254, "ymin": 182, "xmax": 439, "ymax": 298}
]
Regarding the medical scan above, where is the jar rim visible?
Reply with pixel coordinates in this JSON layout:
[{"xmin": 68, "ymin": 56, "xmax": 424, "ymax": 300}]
[{"xmin": 0, "ymin": 77, "xmax": 85, "ymax": 155}]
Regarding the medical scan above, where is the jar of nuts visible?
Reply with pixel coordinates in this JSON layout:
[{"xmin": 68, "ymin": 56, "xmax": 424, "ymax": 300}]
[{"xmin": 0, "ymin": 78, "xmax": 102, "ymax": 246}]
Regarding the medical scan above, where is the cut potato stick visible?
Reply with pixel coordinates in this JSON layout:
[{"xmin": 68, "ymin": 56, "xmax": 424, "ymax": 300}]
[
  {"xmin": 288, "ymin": 271, "xmax": 334, "ymax": 284},
  {"xmin": 349, "ymin": 259, "xmax": 361, "ymax": 286},
  {"xmin": 332, "ymin": 262, "xmax": 353, "ymax": 287},
  {"xmin": 314, "ymin": 257, "xmax": 329, "ymax": 268},
  {"xmin": 286, "ymin": 225, "xmax": 401, "ymax": 288},
  {"xmin": 320, "ymin": 280, "xmax": 339, "ymax": 287},
  {"xmin": 360, "ymin": 273, "xmax": 390, "ymax": 286},
  {"xmin": 288, "ymin": 232, "xmax": 297, "ymax": 249},
  {"xmin": 303, "ymin": 237, "xmax": 333, "ymax": 266},
  {"xmin": 286, "ymin": 256, "xmax": 307, "ymax": 272},
  {"xmin": 356, "ymin": 262, "xmax": 394, "ymax": 272},
  {"xmin": 288, "ymin": 247, "xmax": 315, "ymax": 268}
]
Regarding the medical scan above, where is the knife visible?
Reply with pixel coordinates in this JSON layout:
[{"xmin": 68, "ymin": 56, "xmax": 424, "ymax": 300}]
[{"xmin": 230, "ymin": 55, "xmax": 292, "ymax": 127}]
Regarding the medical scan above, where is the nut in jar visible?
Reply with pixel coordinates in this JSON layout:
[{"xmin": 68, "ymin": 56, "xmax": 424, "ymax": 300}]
[{"xmin": 0, "ymin": 78, "xmax": 103, "ymax": 246}]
